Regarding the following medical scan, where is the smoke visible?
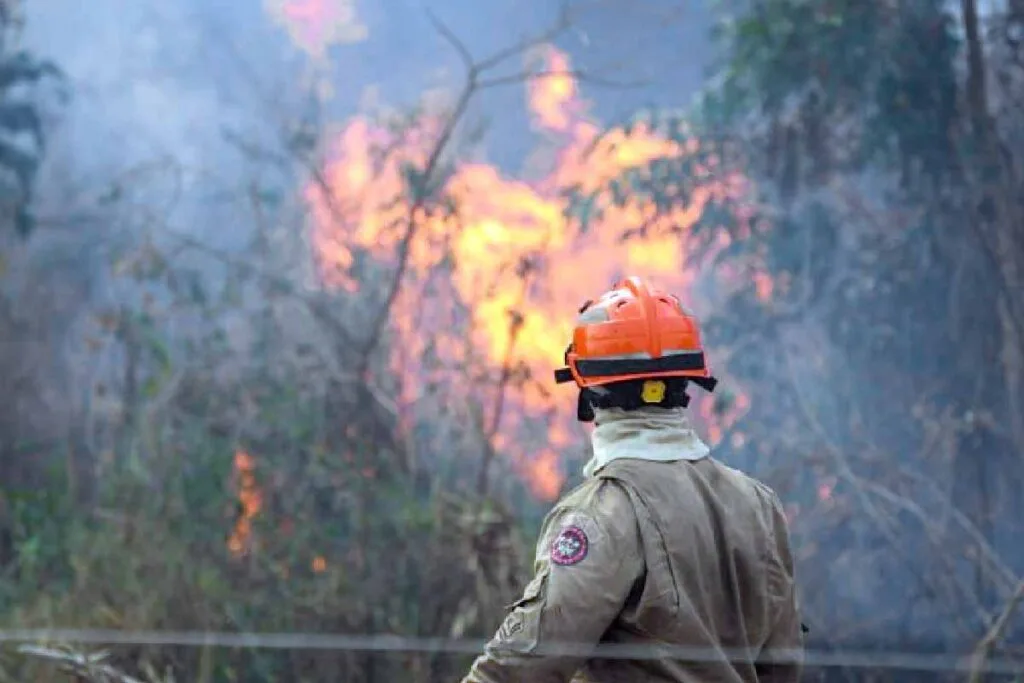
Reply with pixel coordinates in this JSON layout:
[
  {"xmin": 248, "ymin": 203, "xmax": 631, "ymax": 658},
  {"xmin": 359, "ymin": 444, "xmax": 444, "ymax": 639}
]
[{"xmin": 24, "ymin": 1, "xmax": 717, "ymax": 182}]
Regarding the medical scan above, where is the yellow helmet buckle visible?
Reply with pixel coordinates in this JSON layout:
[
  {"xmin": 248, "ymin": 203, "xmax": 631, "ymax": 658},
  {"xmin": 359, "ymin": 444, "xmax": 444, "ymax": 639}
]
[{"xmin": 641, "ymin": 380, "xmax": 666, "ymax": 404}]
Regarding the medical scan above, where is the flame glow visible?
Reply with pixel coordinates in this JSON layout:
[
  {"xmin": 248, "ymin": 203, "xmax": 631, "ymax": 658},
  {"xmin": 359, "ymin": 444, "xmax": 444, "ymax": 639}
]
[
  {"xmin": 817, "ymin": 476, "xmax": 837, "ymax": 502},
  {"xmin": 308, "ymin": 46, "xmax": 764, "ymax": 499},
  {"xmin": 228, "ymin": 449, "xmax": 262, "ymax": 556},
  {"xmin": 266, "ymin": 0, "xmax": 368, "ymax": 58}
]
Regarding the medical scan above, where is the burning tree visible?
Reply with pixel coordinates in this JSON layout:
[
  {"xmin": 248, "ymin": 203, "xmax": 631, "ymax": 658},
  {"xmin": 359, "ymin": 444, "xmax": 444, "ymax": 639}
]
[
  {"xmin": 2, "ymin": 9, "xmax": 783, "ymax": 679},
  {"xmin": 305, "ymin": 43, "xmax": 767, "ymax": 507},
  {"xmin": 7, "ymin": 1, "xmax": 1023, "ymax": 682}
]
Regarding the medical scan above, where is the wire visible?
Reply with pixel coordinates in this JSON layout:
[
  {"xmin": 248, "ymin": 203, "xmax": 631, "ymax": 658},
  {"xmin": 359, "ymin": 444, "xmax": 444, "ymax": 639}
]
[{"xmin": 2, "ymin": 629, "xmax": 1023, "ymax": 675}]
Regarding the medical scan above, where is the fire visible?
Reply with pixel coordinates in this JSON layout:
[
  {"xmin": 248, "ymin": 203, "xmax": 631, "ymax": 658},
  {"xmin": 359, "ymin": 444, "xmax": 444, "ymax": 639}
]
[
  {"xmin": 307, "ymin": 46, "xmax": 764, "ymax": 499},
  {"xmin": 817, "ymin": 476, "xmax": 837, "ymax": 502},
  {"xmin": 524, "ymin": 448, "xmax": 564, "ymax": 501},
  {"xmin": 699, "ymin": 389, "xmax": 752, "ymax": 447},
  {"xmin": 753, "ymin": 271, "xmax": 774, "ymax": 301},
  {"xmin": 265, "ymin": 0, "xmax": 368, "ymax": 58},
  {"xmin": 528, "ymin": 46, "xmax": 578, "ymax": 131},
  {"xmin": 228, "ymin": 449, "xmax": 263, "ymax": 556}
]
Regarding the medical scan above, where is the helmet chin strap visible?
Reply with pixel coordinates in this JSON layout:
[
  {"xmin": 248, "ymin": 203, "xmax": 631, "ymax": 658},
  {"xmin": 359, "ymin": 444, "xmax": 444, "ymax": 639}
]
[
  {"xmin": 577, "ymin": 391, "xmax": 595, "ymax": 422},
  {"xmin": 576, "ymin": 379, "xmax": 712, "ymax": 423}
]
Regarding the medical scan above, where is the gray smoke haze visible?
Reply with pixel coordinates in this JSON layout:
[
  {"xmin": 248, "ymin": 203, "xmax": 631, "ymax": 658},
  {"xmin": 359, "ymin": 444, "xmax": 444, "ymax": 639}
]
[
  {"xmin": 13, "ymin": 1, "xmax": 1021, "ymax": 666},
  {"xmin": 15, "ymin": 0, "xmax": 720, "ymax": 506},
  {"xmin": 24, "ymin": 0, "xmax": 715, "ymax": 186}
]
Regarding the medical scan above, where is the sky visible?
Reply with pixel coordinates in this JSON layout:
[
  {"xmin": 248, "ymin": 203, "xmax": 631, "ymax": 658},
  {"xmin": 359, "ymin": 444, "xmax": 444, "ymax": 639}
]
[
  {"xmin": 23, "ymin": 0, "xmax": 717, "ymax": 183},
  {"xmin": 16, "ymin": 0, "xmax": 722, "ymax": 416}
]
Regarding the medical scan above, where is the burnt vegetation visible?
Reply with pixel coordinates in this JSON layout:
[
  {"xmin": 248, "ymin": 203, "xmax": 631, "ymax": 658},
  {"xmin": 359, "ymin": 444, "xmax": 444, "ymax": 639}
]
[{"xmin": 0, "ymin": 0, "xmax": 1022, "ymax": 681}]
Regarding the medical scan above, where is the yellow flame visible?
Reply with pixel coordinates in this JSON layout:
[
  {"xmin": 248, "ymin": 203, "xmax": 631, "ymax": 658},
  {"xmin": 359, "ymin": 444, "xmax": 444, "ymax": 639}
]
[{"xmin": 307, "ymin": 46, "xmax": 767, "ymax": 499}]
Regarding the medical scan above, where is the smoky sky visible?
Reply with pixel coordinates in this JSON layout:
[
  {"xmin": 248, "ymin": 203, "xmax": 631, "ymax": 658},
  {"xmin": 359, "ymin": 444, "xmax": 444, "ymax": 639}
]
[{"xmin": 24, "ymin": 0, "xmax": 716, "ymax": 182}]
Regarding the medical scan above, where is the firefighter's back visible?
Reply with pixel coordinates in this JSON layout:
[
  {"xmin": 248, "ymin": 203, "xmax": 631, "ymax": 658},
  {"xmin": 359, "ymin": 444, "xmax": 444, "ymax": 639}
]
[{"xmin": 580, "ymin": 456, "xmax": 796, "ymax": 683}]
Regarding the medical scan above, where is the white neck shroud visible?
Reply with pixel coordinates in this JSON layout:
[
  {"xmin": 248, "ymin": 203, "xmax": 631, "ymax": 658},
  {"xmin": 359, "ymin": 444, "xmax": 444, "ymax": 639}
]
[{"xmin": 585, "ymin": 406, "xmax": 711, "ymax": 478}]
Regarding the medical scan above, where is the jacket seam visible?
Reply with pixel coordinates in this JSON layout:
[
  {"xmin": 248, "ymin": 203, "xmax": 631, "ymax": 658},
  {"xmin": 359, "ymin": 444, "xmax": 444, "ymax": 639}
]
[{"xmin": 597, "ymin": 472, "xmax": 682, "ymax": 617}]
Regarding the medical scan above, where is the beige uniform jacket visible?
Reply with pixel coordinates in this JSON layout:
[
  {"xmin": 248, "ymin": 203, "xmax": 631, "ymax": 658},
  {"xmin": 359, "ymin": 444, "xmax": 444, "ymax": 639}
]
[{"xmin": 461, "ymin": 456, "xmax": 803, "ymax": 683}]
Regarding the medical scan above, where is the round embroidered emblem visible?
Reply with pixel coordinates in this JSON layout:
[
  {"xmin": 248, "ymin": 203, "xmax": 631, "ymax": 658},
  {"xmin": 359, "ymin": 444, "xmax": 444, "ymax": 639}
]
[{"xmin": 550, "ymin": 525, "xmax": 589, "ymax": 566}]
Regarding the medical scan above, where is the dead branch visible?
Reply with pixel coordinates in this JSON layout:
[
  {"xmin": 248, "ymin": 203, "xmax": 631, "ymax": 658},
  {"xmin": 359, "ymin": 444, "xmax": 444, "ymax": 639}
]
[
  {"xmin": 778, "ymin": 344, "xmax": 1006, "ymax": 638},
  {"xmin": 354, "ymin": 6, "xmax": 578, "ymax": 370},
  {"xmin": 969, "ymin": 580, "xmax": 1024, "ymax": 683},
  {"xmin": 475, "ymin": 267, "xmax": 532, "ymax": 496},
  {"xmin": 476, "ymin": 69, "xmax": 646, "ymax": 90},
  {"xmin": 16, "ymin": 645, "xmax": 151, "ymax": 683},
  {"xmin": 159, "ymin": 228, "xmax": 357, "ymax": 349}
]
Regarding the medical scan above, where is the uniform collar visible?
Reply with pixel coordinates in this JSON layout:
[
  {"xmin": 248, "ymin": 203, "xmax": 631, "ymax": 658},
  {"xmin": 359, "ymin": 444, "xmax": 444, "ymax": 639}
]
[{"xmin": 584, "ymin": 406, "xmax": 710, "ymax": 478}]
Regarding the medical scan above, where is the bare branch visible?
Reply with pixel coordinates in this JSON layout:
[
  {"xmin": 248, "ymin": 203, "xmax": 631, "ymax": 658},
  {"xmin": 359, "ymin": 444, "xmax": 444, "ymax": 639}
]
[
  {"xmin": 969, "ymin": 580, "xmax": 1024, "ymax": 683},
  {"xmin": 159, "ymin": 229, "xmax": 358, "ymax": 350},
  {"xmin": 357, "ymin": 81, "xmax": 474, "ymax": 370},
  {"xmin": 424, "ymin": 7, "xmax": 474, "ymax": 73},
  {"xmin": 778, "ymin": 343, "xmax": 1014, "ymax": 635},
  {"xmin": 474, "ymin": 1, "xmax": 574, "ymax": 73},
  {"xmin": 354, "ymin": 5, "xmax": 589, "ymax": 368},
  {"xmin": 476, "ymin": 286, "xmax": 530, "ymax": 496},
  {"xmin": 477, "ymin": 69, "xmax": 647, "ymax": 91}
]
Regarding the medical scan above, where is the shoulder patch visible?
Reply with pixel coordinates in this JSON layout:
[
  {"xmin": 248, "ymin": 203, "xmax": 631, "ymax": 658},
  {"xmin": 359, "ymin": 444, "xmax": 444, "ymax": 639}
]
[{"xmin": 550, "ymin": 525, "xmax": 589, "ymax": 566}]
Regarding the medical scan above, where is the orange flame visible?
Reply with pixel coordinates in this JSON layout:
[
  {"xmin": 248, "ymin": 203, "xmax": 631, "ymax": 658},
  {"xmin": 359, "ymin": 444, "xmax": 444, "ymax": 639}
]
[
  {"xmin": 228, "ymin": 449, "xmax": 263, "ymax": 556},
  {"xmin": 817, "ymin": 475, "xmax": 837, "ymax": 502},
  {"xmin": 528, "ymin": 46, "xmax": 579, "ymax": 131},
  {"xmin": 307, "ymin": 46, "xmax": 767, "ymax": 499},
  {"xmin": 266, "ymin": 0, "xmax": 368, "ymax": 58}
]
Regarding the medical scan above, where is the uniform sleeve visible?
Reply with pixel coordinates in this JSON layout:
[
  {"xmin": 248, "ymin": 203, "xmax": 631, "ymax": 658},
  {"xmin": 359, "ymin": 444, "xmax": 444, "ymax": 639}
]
[
  {"xmin": 461, "ymin": 481, "xmax": 643, "ymax": 683},
  {"xmin": 754, "ymin": 490, "xmax": 804, "ymax": 683}
]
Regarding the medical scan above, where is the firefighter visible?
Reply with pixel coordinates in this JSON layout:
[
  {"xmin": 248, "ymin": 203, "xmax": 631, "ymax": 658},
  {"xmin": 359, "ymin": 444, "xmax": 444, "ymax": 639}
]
[{"xmin": 461, "ymin": 276, "xmax": 804, "ymax": 683}]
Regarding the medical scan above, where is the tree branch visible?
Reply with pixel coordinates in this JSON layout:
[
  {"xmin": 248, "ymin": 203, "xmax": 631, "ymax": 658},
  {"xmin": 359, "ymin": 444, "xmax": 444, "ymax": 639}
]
[
  {"xmin": 353, "ymin": 6, "xmax": 581, "ymax": 370},
  {"xmin": 476, "ymin": 68, "xmax": 646, "ymax": 91},
  {"xmin": 969, "ymin": 580, "xmax": 1024, "ymax": 683}
]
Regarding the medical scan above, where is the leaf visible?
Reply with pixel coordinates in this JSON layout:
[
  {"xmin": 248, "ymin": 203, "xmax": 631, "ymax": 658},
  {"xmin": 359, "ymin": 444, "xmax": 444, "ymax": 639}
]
[
  {"xmin": 98, "ymin": 183, "xmax": 124, "ymax": 205},
  {"xmin": 0, "ymin": 102, "xmax": 45, "ymax": 148},
  {"xmin": 712, "ymin": 388, "xmax": 736, "ymax": 417},
  {"xmin": 401, "ymin": 163, "xmax": 428, "ymax": 203},
  {"xmin": 15, "ymin": 206, "xmax": 33, "ymax": 237},
  {"xmin": 0, "ymin": 137, "xmax": 38, "ymax": 192},
  {"xmin": 187, "ymin": 274, "xmax": 207, "ymax": 305},
  {"xmin": 0, "ymin": 52, "xmax": 63, "ymax": 92},
  {"xmin": 142, "ymin": 376, "xmax": 161, "ymax": 399},
  {"xmin": 134, "ymin": 312, "xmax": 173, "ymax": 373},
  {"xmin": 255, "ymin": 188, "xmax": 283, "ymax": 207},
  {"xmin": 566, "ymin": 193, "xmax": 598, "ymax": 231}
]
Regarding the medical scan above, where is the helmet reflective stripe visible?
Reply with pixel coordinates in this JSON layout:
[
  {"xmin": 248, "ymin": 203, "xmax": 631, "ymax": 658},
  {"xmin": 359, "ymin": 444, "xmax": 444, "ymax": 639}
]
[
  {"xmin": 580, "ymin": 348, "xmax": 703, "ymax": 362},
  {"xmin": 576, "ymin": 305, "xmax": 611, "ymax": 324},
  {"xmin": 574, "ymin": 352, "xmax": 707, "ymax": 380}
]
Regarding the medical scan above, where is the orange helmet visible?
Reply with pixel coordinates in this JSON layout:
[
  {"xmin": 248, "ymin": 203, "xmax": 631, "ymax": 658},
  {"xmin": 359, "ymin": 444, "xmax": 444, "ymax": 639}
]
[{"xmin": 554, "ymin": 276, "xmax": 717, "ymax": 419}]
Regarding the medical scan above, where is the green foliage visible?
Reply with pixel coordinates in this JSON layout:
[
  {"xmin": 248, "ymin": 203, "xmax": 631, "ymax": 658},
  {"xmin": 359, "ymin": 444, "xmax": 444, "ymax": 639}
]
[
  {"xmin": 714, "ymin": 0, "xmax": 884, "ymax": 114},
  {"xmin": 0, "ymin": 1, "xmax": 65, "ymax": 239},
  {"xmin": 564, "ymin": 112, "xmax": 744, "ymax": 253},
  {"xmin": 0, "ymin": 45, "xmax": 65, "ymax": 236},
  {"xmin": 0, "ymin": 186, "xmax": 531, "ymax": 680},
  {"xmin": 0, "ymin": 341, "xmax": 507, "ymax": 681},
  {"xmin": 711, "ymin": 0, "xmax": 960, "ymax": 179},
  {"xmin": 560, "ymin": 0, "xmax": 1024, "ymax": 661},
  {"xmin": 867, "ymin": 3, "xmax": 960, "ymax": 175},
  {"xmin": 0, "ymin": 449, "xmax": 76, "ymax": 602}
]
